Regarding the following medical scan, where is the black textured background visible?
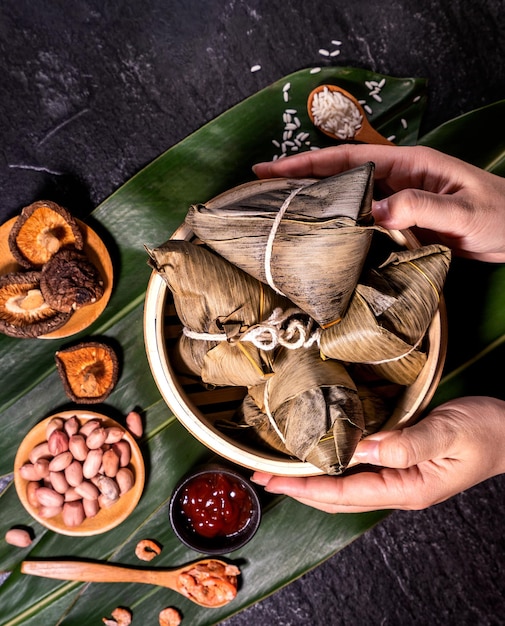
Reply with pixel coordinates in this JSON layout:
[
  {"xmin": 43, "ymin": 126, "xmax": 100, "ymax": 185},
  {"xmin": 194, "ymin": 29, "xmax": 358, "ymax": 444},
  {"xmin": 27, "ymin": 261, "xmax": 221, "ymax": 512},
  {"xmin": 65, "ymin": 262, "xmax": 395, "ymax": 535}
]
[{"xmin": 1, "ymin": 1, "xmax": 505, "ymax": 625}]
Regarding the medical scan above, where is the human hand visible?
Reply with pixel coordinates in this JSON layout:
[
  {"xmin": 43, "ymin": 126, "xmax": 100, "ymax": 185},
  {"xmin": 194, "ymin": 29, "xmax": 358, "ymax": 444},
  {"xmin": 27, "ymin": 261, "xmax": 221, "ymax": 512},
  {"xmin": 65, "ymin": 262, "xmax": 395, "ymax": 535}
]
[
  {"xmin": 251, "ymin": 397, "xmax": 505, "ymax": 512},
  {"xmin": 253, "ymin": 145, "xmax": 505, "ymax": 263}
]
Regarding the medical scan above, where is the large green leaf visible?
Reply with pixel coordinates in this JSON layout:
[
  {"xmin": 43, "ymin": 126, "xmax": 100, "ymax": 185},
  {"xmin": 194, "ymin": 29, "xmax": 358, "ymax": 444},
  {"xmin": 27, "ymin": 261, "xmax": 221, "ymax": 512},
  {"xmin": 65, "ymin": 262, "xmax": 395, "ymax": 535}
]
[{"xmin": 0, "ymin": 67, "xmax": 500, "ymax": 625}]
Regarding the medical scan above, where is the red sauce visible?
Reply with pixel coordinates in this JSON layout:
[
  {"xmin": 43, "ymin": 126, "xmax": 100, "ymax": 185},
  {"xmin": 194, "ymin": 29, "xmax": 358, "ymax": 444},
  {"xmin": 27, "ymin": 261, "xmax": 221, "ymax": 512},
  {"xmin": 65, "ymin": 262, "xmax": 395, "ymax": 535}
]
[{"xmin": 180, "ymin": 472, "xmax": 253, "ymax": 539}]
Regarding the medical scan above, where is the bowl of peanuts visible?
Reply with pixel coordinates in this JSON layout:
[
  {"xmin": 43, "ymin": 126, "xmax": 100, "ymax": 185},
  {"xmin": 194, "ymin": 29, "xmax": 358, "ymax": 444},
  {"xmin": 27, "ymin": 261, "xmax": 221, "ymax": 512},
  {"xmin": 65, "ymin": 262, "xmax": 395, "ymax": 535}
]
[{"xmin": 13, "ymin": 410, "xmax": 145, "ymax": 536}]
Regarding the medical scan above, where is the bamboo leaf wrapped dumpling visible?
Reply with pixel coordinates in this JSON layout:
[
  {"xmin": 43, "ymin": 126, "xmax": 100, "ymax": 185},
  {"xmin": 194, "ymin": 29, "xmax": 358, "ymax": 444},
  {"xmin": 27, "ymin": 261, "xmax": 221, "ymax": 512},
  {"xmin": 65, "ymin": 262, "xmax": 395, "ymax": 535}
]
[
  {"xmin": 243, "ymin": 345, "xmax": 365, "ymax": 475},
  {"xmin": 146, "ymin": 240, "xmax": 293, "ymax": 387},
  {"xmin": 320, "ymin": 243, "xmax": 451, "ymax": 385},
  {"xmin": 185, "ymin": 163, "xmax": 375, "ymax": 327}
]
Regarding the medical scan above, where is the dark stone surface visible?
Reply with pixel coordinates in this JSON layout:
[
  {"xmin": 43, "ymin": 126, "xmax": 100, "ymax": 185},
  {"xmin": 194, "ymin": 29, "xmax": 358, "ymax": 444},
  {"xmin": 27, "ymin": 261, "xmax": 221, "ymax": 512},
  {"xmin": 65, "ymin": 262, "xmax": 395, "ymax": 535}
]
[{"xmin": 1, "ymin": 1, "xmax": 504, "ymax": 624}]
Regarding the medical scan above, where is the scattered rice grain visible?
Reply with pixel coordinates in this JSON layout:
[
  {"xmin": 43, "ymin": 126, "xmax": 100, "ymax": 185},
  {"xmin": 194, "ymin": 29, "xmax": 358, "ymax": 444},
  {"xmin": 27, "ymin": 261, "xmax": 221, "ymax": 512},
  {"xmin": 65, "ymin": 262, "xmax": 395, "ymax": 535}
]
[
  {"xmin": 330, "ymin": 50, "xmax": 341, "ymax": 57},
  {"xmin": 401, "ymin": 118, "xmax": 408, "ymax": 129},
  {"xmin": 250, "ymin": 64, "xmax": 261, "ymax": 73},
  {"xmin": 318, "ymin": 49, "xmax": 330, "ymax": 56},
  {"xmin": 310, "ymin": 67, "xmax": 322, "ymax": 74}
]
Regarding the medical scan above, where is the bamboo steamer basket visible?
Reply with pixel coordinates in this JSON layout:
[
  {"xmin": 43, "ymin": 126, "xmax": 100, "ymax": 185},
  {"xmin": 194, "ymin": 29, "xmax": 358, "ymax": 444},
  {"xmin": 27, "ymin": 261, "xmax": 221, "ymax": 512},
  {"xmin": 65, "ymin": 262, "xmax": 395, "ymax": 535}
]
[{"xmin": 143, "ymin": 179, "xmax": 447, "ymax": 477}]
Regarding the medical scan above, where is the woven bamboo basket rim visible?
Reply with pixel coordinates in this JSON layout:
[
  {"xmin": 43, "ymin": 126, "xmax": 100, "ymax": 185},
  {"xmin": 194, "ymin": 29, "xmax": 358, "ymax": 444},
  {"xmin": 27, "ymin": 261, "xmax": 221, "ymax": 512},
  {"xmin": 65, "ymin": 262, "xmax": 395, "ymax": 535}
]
[{"xmin": 144, "ymin": 178, "xmax": 447, "ymax": 477}]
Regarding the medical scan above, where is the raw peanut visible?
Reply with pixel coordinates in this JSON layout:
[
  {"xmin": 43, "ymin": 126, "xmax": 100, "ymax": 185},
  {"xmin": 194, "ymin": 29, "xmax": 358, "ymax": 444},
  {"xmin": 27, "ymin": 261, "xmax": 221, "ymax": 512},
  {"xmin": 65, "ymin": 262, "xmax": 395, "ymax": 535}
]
[
  {"xmin": 19, "ymin": 463, "xmax": 42, "ymax": 482},
  {"xmin": 112, "ymin": 441, "xmax": 131, "ymax": 467},
  {"xmin": 98, "ymin": 493, "xmax": 116, "ymax": 509},
  {"xmin": 83, "ymin": 448, "xmax": 103, "ymax": 479},
  {"xmin": 83, "ymin": 497, "xmax": 100, "ymax": 519},
  {"xmin": 29, "ymin": 442, "xmax": 51, "ymax": 463},
  {"xmin": 116, "ymin": 467, "xmax": 134, "ymax": 495},
  {"xmin": 64, "ymin": 415, "xmax": 80, "ymax": 437},
  {"xmin": 86, "ymin": 427, "xmax": 107, "ymax": 450},
  {"xmin": 135, "ymin": 539, "xmax": 162, "ymax": 561},
  {"xmin": 79, "ymin": 419, "xmax": 101, "ymax": 437},
  {"xmin": 48, "ymin": 429, "xmax": 69, "ymax": 456},
  {"xmin": 62, "ymin": 501, "xmax": 85, "ymax": 527},
  {"xmin": 102, "ymin": 449, "xmax": 120, "ymax": 478},
  {"xmin": 69, "ymin": 434, "xmax": 89, "ymax": 461},
  {"xmin": 95, "ymin": 475, "xmax": 120, "ymax": 501},
  {"xmin": 26, "ymin": 481, "xmax": 40, "ymax": 508},
  {"xmin": 33, "ymin": 458, "xmax": 50, "ymax": 479},
  {"xmin": 64, "ymin": 487, "xmax": 82, "ymax": 502},
  {"xmin": 49, "ymin": 471, "xmax": 70, "ymax": 494},
  {"xmin": 48, "ymin": 451, "xmax": 73, "ymax": 472},
  {"xmin": 38, "ymin": 505, "xmax": 63, "ymax": 518},
  {"xmin": 75, "ymin": 480, "xmax": 100, "ymax": 501},
  {"xmin": 158, "ymin": 607, "xmax": 182, "ymax": 626},
  {"xmin": 126, "ymin": 411, "xmax": 143, "ymax": 438},
  {"xmin": 36, "ymin": 486, "xmax": 65, "ymax": 508},
  {"xmin": 105, "ymin": 426, "xmax": 125, "ymax": 444},
  {"xmin": 45, "ymin": 417, "xmax": 64, "ymax": 440},
  {"xmin": 65, "ymin": 460, "xmax": 84, "ymax": 487},
  {"xmin": 5, "ymin": 528, "xmax": 33, "ymax": 548}
]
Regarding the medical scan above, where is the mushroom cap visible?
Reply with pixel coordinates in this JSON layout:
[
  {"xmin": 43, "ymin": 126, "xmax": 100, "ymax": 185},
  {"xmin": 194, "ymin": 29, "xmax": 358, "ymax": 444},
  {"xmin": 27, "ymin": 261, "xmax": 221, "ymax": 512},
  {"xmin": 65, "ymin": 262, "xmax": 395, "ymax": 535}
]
[
  {"xmin": 55, "ymin": 341, "xmax": 119, "ymax": 403},
  {"xmin": 8, "ymin": 200, "xmax": 84, "ymax": 268},
  {"xmin": 40, "ymin": 248, "xmax": 105, "ymax": 313},
  {"xmin": 0, "ymin": 271, "xmax": 72, "ymax": 338}
]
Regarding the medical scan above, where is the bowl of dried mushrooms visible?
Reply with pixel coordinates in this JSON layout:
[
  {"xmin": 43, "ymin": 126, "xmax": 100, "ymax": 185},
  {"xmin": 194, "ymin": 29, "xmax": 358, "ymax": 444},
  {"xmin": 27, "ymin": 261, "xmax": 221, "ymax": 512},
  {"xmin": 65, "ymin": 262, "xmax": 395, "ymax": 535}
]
[
  {"xmin": 144, "ymin": 166, "xmax": 449, "ymax": 477},
  {"xmin": 0, "ymin": 201, "xmax": 113, "ymax": 339}
]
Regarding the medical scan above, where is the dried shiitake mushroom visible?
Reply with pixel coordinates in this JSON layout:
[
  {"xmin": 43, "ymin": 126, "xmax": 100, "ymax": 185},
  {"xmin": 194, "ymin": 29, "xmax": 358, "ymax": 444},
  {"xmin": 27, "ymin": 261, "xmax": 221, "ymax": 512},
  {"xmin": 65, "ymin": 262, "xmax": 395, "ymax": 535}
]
[
  {"xmin": 40, "ymin": 248, "xmax": 105, "ymax": 313},
  {"xmin": 55, "ymin": 342, "xmax": 119, "ymax": 403},
  {"xmin": 8, "ymin": 200, "xmax": 84, "ymax": 268},
  {"xmin": 0, "ymin": 272, "xmax": 71, "ymax": 338}
]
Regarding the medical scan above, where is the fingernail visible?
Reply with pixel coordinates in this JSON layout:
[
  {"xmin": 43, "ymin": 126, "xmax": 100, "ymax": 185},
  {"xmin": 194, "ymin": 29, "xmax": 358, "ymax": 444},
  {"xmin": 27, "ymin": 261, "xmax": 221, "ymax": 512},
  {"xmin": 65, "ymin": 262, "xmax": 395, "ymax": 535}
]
[
  {"xmin": 353, "ymin": 439, "xmax": 381, "ymax": 464},
  {"xmin": 250, "ymin": 472, "xmax": 270, "ymax": 486},
  {"xmin": 372, "ymin": 199, "xmax": 389, "ymax": 222}
]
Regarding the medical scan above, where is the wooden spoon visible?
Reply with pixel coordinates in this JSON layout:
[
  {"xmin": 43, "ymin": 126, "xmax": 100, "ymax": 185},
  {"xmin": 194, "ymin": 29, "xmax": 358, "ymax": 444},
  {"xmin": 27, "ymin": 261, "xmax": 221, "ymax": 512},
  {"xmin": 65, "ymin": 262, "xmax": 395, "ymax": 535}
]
[
  {"xmin": 21, "ymin": 558, "xmax": 239, "ymax": 609},
  {"xmin": 307, "ymin": 84, "xmax": 394, "ymax": 145}
]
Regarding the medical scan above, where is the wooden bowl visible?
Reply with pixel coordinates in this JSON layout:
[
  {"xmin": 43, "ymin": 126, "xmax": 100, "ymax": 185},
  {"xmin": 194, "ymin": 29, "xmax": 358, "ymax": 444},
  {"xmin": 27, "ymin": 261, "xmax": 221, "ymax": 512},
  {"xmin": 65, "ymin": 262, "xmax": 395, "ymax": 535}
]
[
  {"xmin": 14, "ymin": 410, "xmax": 145, "ymax": 536},
  {"xmin": 0, "ymin": 217, "xmax": 113, "ymax": 339},
  {"xmin": 144, "ymin": 179, "xmax": 447, "ymax": 477}
]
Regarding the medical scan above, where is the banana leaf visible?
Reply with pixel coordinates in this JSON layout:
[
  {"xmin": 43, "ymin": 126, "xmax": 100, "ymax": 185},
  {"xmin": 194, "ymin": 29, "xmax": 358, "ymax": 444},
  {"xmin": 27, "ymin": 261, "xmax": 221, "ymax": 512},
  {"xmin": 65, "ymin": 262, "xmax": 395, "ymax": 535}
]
[{"xmin": 0, "ymin": 64, "xmax": 502, "ymax": 625}]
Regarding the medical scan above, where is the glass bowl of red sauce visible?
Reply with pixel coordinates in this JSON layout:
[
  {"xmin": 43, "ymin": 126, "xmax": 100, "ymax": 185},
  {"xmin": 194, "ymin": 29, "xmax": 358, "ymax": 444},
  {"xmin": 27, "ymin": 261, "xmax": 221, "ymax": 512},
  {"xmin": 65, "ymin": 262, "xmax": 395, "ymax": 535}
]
[{"xmin": 169, "ymin": 464, "xmax": 262, "ymax": 554}]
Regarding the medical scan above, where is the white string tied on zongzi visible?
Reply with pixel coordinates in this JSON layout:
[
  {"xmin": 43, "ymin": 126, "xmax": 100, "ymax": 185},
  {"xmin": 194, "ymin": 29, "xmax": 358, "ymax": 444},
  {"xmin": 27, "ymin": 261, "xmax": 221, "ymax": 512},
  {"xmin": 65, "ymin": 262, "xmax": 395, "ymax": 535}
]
[
  {"xmin": 263, "ymin": 378, "xmax": 286, "ymax": 444},
  {"xmin": 264, "ymin": 186, "xmax": 305, "ymax": 295},
  {"xmin": 182, "ymin": 307, "xmax": 321, "ymax": 351}
]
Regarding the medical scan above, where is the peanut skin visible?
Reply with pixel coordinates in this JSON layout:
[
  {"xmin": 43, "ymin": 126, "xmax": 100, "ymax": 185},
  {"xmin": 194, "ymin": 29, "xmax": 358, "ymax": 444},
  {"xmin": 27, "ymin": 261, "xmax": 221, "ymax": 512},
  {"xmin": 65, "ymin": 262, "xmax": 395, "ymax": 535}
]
[{"xmin": 5, "ymin": 528, "xmax": 33, "ymax": 548}]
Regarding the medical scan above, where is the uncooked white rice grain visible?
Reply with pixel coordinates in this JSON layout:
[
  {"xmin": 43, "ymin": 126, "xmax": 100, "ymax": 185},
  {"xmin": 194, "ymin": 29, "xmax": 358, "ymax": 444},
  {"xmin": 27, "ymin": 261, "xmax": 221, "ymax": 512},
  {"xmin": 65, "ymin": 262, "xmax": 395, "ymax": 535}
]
[
  {"xmin": 318, "ymin": 48, "xmax": 330, "ymax": 56},
  {"xmin": 286, "ymin": 108, "xmax": 297, "ymax": 114},
  {"xmin": 283, "ymin": 82, "xmax": 291, "ymax": 92},
  {"xmin": 310, "ymin": 87, "xmax": 363, "ymax": 139},
  {"xmin": 331, "ymin": 40, "xmax": 342, "ymax": 45},
  {"xmin": 401, "ymin": 118, "xmax": 408, "ymax": 129},
  {"xmin": 310, "ymin": 67, "xmax": 322, "ymax": 74},
  {"xmin": 387, "ymin": 135, "xmax": 396, "ymax": 142},
  {"xmin": 364, "ymin": 104, "xmax": 373, "ymax": 115},
  {"xmin": 250, "ymin": 64, "xmax": 261, "ymax": 72},
  {"xmin": 330, "ymin": 49, "xmax": 341, "ymax": 56},
  {"xmin": 413, "ymin": 95, "xmax": 421, "ymax": 102}
]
